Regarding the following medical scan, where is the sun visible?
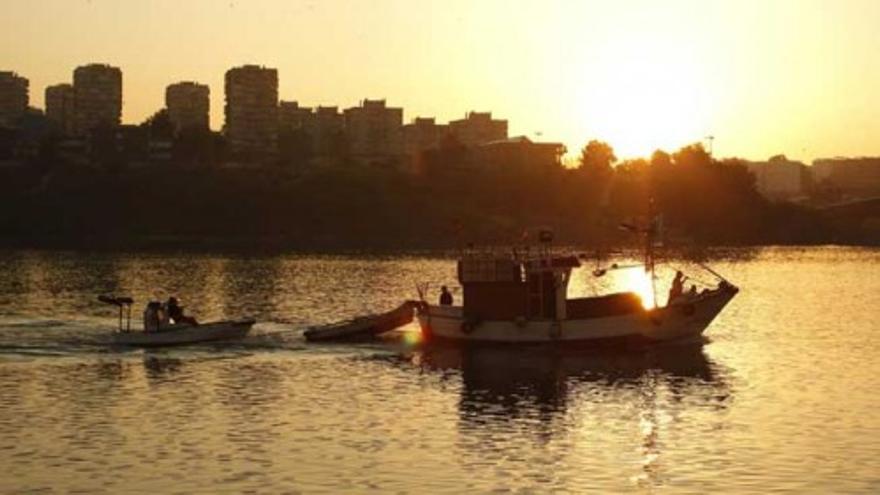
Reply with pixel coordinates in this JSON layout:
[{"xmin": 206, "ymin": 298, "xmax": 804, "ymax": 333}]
[
  {"xmin": 625, "ymin": 268, "xmax": 657, "ymax": 309},
  {"xmin": 571, "ymin": 40, "xmax": 714, "ymax": 159}
]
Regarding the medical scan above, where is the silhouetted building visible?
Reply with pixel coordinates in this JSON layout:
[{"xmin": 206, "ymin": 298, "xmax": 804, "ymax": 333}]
[
  {"xmin": 473, "ymin": 136, "xmax": 565, "ymax": 170},
  {"xmin": 224, "ymin": 65, "xmax": 278, "ymax": 157},
  {"xmin": 0, "ymin": 71, "xmax": 29, "ymax": 127},
  {"xmin": 45, "ymin": 83, "xmax": 75, "ymax": 135},
  {"xmin": 813, "ymin": 157, "xmax": 880, "ymax": 198},
  {"xmin": 306, "ymin": 106, "xmax": 345, "ymax": 159},
  {"xmin": 403, "ymin": 117, "xmax": 448, "ymax": 155},
  {"xmin": 9, "ymin": 107, "xmax": 50, "ymax": 161},
  {"xmin": 449, "ymin": 111, "xmax": 507, "ymax": 146},
  {"xmin": 73, "ymin": 64, "xmax": 122, "ymax": 135},
  {"xmin": 166, "ymin": 82, "xmax": 210, "ymax": 135},
  {"xmin": 745, "ymin": 157, "xmax": 807, "ymax": 200},
  {"xmin": 344, "ymin": 99, "xmax": 403, "ymax": 163},
  {"xmin": 278, "ymin": 100, "xmax": 312, "ymax": 132}
]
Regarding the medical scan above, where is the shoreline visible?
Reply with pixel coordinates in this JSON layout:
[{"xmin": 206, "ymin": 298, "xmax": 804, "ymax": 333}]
[{"xmin": 0, "ymin": 236, "xmax": 876, "ymax": 257}]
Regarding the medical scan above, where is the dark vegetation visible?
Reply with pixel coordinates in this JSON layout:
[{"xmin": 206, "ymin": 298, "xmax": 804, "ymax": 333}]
[{"xmin": 0, "ymin": 132, "xmax": 848, "ymax": 251}]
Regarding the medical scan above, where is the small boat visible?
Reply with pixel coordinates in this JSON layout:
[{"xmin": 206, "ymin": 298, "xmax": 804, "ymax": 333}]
[
  {"xmin": 304, "ymin": 301, "xmax": 416, "ymax": 342},
  {"xmin": 111, "ymin": 320, "xmax": 255, "ymax": 347},
  {"xmin": 415, "ymin": 228, "xmax": 739, "ymax": 346},
  {"xmin": 98, "ymin": 295, "xmax": 255, "ymax": 347}
]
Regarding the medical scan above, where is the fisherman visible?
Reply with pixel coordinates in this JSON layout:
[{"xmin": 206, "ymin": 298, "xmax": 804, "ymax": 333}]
[
  {"xmin": 668, "ymin": 271, "xmax": 685, "ymax": 304},
  {"xmin": 439, "ymin": 285, "xmax": 453, "ymax": 306},
  {"xmin": 166, "ymin": 296, "xmax": 198, "ymax": 326},
  {"xmin": 143, "ymin": 301, "xmax": 163, "ymax": 333}
]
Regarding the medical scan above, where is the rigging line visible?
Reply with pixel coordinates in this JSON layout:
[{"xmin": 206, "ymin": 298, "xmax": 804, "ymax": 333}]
[
  {"xmin": 667, "ymin": 265, "xmax": 716, "ymax": 287},
  {"xmin": 696, "ymin": 262, "xmax": 730, "ymax": 283}
]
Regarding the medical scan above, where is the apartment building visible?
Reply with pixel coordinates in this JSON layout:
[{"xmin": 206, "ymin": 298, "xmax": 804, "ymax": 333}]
[
  {"xmin": 166, "ymin": 82, "xmax": 210, "ymax": 134},
  {"xmin": 224, "ymin": 65, "xmax": 278, "ymax": 156},
  {"xmin": 73, "ymin": 64, "xmax": 122, "ymax": 135}
]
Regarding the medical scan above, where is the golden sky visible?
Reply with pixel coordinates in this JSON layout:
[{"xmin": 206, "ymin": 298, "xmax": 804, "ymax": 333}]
[{"xmin": 2, "ymin": 0, "xmax": 879, "ymax": 162}]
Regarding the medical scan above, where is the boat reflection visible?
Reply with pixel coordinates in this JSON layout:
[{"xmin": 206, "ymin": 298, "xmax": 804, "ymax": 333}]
[
  {"xmin": 405, "ymin": 342, "xmax": 731, "ymax": 487},
  {"xmin": 142, "ymin": 354, "xmax": 185, "ymax": 379},
  {"xmin": 410, "ymin": 342, "xmax": 730, "ymax": 421}
]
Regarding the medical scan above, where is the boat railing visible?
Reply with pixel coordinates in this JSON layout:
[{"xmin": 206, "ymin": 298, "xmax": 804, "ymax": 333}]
[{"xmin": 98, "ymin": 295, "xmax": 133, "ymax": 332}]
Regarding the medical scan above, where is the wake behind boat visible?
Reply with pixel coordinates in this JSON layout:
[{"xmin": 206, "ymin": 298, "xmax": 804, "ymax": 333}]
[{"xmin": 98, "ymin": 295, "xmax": 255, "ymax": 347}]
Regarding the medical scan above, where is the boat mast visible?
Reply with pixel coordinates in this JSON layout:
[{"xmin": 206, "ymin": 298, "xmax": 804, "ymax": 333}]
[{"xmin": 645, "ymin": 198, "xmax": 657, "ymax": 307}]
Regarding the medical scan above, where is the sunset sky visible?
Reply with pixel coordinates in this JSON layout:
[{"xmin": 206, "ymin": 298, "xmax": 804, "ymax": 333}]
[{"xmin": 2, "ymin": 0, "xmax": 879, "ymax": 162}]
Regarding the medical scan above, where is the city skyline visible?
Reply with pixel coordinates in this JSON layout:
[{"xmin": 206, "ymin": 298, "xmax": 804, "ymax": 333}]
[{"xmin": 3, "ymin": 0, "xmax": 880, "ymax": 162}]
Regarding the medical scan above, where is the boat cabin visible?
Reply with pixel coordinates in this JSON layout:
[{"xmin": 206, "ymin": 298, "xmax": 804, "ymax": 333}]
[
  {"xmin": 458, "ymin": 255, "xmax": 577, "ymax": 320},
  {"xmin": 457, "ymin": 254, "xmax": 643, "ymax": 321}
]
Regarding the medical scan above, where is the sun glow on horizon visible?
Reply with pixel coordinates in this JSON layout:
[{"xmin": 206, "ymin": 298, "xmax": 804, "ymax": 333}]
[{"xmin": 568, "ymin": 29, "xmax": 716, "ymax": 160}]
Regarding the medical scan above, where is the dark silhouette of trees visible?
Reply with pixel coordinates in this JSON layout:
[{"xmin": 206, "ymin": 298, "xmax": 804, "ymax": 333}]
[
  {"xmin": 578, "ymin": 139, "xmax": 616, "ymax": 180},
  {"xmin": 174, "ymin": 127, "xmax": 221, "ymax": 167},
  {"xmin": 89, "ymin": 123, "xmax": 124, "ymax": 171},
  {"xmin": 0, "ymin": 132, "xmax": 844, "ymax": 249},
  {"xmin": 140, "ymin": 109, "xmax": 173, "ymax": 140}
]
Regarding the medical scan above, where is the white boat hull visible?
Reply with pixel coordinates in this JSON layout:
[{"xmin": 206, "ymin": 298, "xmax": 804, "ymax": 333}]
[
  {"xmin": 417, "ymin": 285, "xmax": 737, "ymax": 345},
  {"xmin": 111, "ymin": 319, "xmax": 255, "ymax": 347}
]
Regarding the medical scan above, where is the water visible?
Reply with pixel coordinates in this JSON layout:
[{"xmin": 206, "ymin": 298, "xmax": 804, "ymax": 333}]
[{"xmin": 0, "ymin": 247, "xmax": 878, "ymax": 493}]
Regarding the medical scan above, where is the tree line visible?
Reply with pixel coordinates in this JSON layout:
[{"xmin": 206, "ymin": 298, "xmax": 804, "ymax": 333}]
[{"xmin": 0, "ymin": 134, "xmax": 846, "ymax": 251}]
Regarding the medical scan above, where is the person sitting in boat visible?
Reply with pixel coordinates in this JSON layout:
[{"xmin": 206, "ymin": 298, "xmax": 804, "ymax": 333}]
[
  {"xmin": 668, "ymin": 271, "xmax": 686, "ymax": 304},
  {"xmin": 439, "ymin": 286, "xmax": 453, "ymax": 306},
  {"xmin": 166, "ymin": 297, "xmax": 198, "ymax": 326},
  {"xmin": 143, "ymin": 301, "xmax": 163, "ymax": 333}
]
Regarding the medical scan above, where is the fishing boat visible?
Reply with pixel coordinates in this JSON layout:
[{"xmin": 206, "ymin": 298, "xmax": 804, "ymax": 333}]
[
  {"xmin": 98, "ymin": 295, "xmax": 255, "ymax": 347},
  {"xmin": 415, "ymin": 228, "xmax": 738, "ymax": 345}
]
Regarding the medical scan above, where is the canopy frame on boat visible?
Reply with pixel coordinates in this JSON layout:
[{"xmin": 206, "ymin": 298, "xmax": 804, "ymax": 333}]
[{"xmin": 98, "ymin": 295, "xmax": 133, "ymax": 332}]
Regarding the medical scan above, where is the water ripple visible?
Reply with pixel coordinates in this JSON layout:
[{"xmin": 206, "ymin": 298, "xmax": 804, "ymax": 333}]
[{"xmin": 0, "ymin": 247, "xmax": 879, "ymax": 492}]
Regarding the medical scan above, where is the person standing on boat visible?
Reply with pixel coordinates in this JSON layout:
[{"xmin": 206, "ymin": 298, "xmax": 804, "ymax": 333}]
[
  {"xmin": 439, "ymin": 286, "xmax": 453, "ymax": 306},
  {"xmin": 166, "ymin": 297, "xmax": 198, "ymax": 326},
  {"xmin": 669, "ymin": 271, "xmax": 686, "ymax": 304}
]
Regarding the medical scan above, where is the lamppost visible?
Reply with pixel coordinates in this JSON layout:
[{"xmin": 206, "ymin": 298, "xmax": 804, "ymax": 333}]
[{"xmin": 705, "ymin": 135, "xmax": 715, "ymax": 157}]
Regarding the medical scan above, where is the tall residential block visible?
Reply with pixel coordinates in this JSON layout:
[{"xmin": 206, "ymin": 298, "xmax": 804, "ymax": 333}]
[
  {"xmin": 449, "ymin": 111, "xmax": 507, "ymax": 146},
  {"xmin": 73, "ymin": 64, "xmax": 122, "ymax": 135},
  {"xmin": 0, "ymin": 71, "xmax": 29, "ymax": 127},
  {"xmin": 166, "ymin": 82, "xmax": 210, "ymax": 134},
  {"xmin": 224, "ymin": 65, "xmax": 278, "ymax": 156},
  {"xmin": 344, "ymin": 99, "xmax": 403, "ymax": 161},
  {"xmin": 45, "ymin": 83, "xmax": 75, "ymax": 135}
]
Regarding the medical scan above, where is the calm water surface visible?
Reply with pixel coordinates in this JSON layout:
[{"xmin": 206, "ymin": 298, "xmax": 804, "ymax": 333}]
[{"xmin": 0, "ymin": 247, "xmax": 878, "ymax": 493}]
